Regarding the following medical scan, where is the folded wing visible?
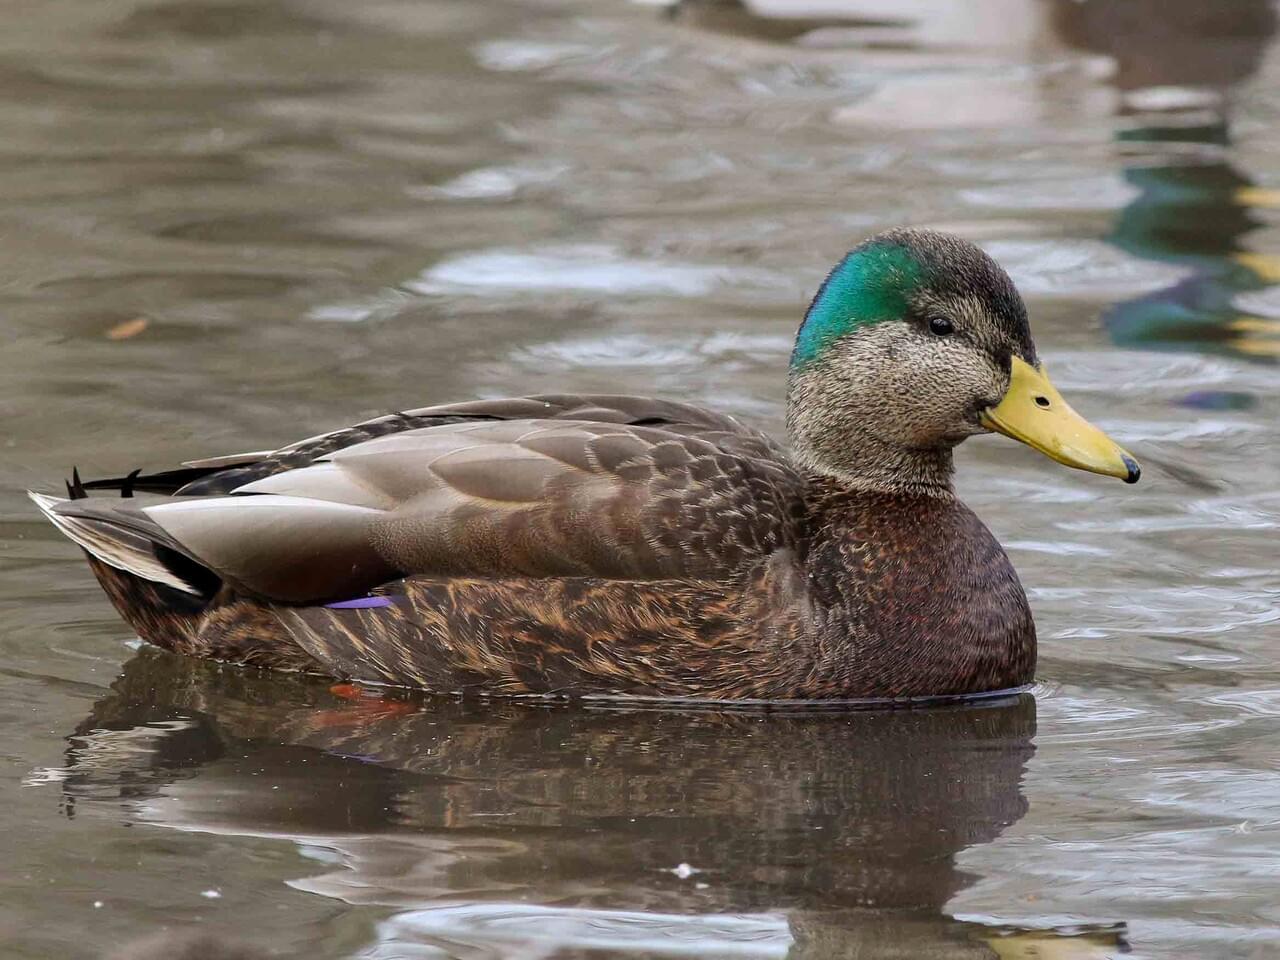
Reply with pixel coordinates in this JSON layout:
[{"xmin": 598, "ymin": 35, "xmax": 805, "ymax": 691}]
[{"xmin": 53, "ymin": 397, "xmax": 806, "ymax": 604}]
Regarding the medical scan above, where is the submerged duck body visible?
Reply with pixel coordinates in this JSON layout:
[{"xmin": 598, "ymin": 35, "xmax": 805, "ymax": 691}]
[{"xmin": 32, "ymin": 230, "xmax": 1138, "ymax": 700}]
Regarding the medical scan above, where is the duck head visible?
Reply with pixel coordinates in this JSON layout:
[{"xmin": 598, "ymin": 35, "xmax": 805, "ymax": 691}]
[{"xmin": 786, "ymin": 228, "xmax": 1140, "ymax": 494}]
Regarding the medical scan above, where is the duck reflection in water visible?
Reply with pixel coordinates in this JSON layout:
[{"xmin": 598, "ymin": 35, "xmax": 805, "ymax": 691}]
[
  {"xmin": 60, "ymin": 652, "xmax": 1126, "ymax": 958},
  {"xmin": 1052, "ymin": 0, "xmax": 1280, "ymax": 361}
]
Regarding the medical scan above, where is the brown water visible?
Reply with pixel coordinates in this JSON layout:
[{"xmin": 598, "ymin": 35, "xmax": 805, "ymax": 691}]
[{"xmin": 1, "ymin": 1, "xmax": 1278, "ymax": 957}]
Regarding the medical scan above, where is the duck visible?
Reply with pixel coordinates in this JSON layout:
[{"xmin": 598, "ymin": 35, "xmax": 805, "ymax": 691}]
[{"xmin": 31, "ymin": 229, "xmax": 1140, "ymax": 701}]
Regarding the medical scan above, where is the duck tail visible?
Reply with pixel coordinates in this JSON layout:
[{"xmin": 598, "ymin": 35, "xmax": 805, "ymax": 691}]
[
  {"xmin": 74, "ymin": 464, "xmax": 228, "ymax": 497},
  {"xmin": 28, "ymin": 490, "xmax": 215, "ymax": 598}
]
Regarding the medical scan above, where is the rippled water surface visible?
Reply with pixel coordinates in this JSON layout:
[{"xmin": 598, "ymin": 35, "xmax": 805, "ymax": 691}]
[{"xmin": 1, "ymin": 1, "xmax": 1278, "ymax": 957}]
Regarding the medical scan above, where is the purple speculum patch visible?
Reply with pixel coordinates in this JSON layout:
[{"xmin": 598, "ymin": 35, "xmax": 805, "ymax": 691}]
[{"xmin": 324, "ymin": 596, "xmax": 396, "ymax": 610}]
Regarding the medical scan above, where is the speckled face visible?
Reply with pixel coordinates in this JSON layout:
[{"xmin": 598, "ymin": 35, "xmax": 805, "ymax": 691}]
[{"xmin": 787, "ymin": 229, "xmax": 1041, "ymax": 480}]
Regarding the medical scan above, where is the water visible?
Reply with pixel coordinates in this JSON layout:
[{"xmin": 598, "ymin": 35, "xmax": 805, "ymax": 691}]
[{"xmin": 0, "ymin": 1, "xmax": 1277, "ymax": 956}]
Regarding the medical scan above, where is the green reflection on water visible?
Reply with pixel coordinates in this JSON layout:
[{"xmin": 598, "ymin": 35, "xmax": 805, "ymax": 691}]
[{"xmin": 1105, "ymin": 120, "xmax": 1280, "ymax": 360}]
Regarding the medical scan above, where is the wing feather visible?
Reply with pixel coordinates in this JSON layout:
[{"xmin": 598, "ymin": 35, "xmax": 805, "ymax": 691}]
[{"xmin": 55, "ymin": 396, "xmax": 805, "ymax": 603}]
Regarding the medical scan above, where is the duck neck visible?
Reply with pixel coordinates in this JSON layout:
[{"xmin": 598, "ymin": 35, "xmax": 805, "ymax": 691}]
[{"xmin": 791, "ymin": 428, "xmax": 957, "ymax": 499}]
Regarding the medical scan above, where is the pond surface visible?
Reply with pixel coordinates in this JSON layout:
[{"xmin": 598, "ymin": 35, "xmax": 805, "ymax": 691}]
[{"xmin": 1, "ymin": 1, "xmax": 1278, "ymax": 957}]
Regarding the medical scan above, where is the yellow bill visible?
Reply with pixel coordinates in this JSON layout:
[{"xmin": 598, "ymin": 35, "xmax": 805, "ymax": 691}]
[{"xmin": 981, "ymin": 357, "xmax": 1140, "ymax": 483}]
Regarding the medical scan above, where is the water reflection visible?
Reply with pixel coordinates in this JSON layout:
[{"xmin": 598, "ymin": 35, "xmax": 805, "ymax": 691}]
[
  {"xmin": 53, "ymin": 651, "xmax": 1125, "ymax": 958},
  {"xmin": 664, "ymin": 0, "xmax": 899, "ymax": 46},
  {"xmin": 1105, "ymin": 124, "xmax": 1280, "ymax": 360},
  {"xmin": 1052, "ymin": 0, "xmax": 1280, "ymax": 361}
]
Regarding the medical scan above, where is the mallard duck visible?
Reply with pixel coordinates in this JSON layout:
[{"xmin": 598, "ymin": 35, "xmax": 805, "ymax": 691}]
[{"xmin": 31, "ymin": 229, "xmax": 1139, "ymax": 701}]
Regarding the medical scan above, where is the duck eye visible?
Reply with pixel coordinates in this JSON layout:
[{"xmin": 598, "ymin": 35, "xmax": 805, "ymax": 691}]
[{"xmin": 928, "ymin": 316, "xmax": 955, "ymax": 337}]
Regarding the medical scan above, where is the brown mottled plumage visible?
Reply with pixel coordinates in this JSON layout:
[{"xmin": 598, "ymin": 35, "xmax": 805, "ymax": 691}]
[{"xmin": 31, "ymin": 229, "xmax": 1138, "ymax": 700}]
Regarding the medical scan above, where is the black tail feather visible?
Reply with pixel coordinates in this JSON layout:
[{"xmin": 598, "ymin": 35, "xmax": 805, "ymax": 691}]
[
  {"xmin": 120, "ymin": 468, "xmax": 142, "ymax": 499},
  {"xmin": 78, "ymin": 465, "xmax": 231, "ymax": 497}
]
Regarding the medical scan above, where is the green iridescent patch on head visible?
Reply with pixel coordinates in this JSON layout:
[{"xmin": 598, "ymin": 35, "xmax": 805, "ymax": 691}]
[{"xmin": 791, "ymin": 241, "xmax": 927, "ymax": 367}]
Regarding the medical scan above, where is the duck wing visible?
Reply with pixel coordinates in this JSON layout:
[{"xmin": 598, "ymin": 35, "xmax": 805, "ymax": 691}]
[
  {"xmin": 81, "ymin": 395, "xmax": 781, "ymax": 495},
  {"xmin": 51, "ymin": 396, "xmax": 807, "ymax": 605}
]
